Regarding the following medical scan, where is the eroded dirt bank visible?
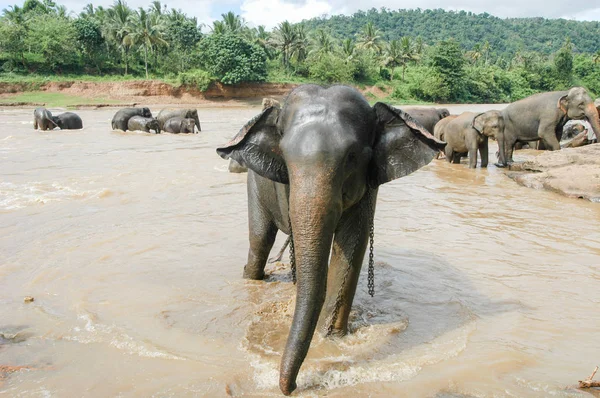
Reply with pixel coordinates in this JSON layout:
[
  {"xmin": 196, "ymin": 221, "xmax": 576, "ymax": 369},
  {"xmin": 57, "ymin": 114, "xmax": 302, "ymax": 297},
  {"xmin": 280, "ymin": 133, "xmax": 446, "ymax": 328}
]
[
  {"xmin": 507, "ymin": 144, "xmax": 600, "ymax": 202},
  {"xmin": 0, "ymin": 80, "xmax": 300, "ymax": 105}
]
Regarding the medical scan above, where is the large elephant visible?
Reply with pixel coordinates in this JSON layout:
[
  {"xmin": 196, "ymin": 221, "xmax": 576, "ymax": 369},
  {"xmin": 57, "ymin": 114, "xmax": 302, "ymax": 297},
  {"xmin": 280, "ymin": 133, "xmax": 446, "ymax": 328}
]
[
  {"xmin": 434, "ymin": 111, "xmax": 501, "ymax": 168},
  {"xmin": 157, "ymin": 108, "xmax": 200, "ymax": 132},
  {"xmin": 33, "ymin": 107, "xmax": 57, "ymax": 131},
  {"xmin": 163, "ymin": 117, "xmax": 195, "ymax": 134},
  {"xmin": 405, "ymin": 107, "xmax": 451, "ymax": 134},
  {"xmin": 217, "ymin": 85, "xmax": 444, "ymax": 395},
  {"xmin": 127, "ymin": 116, "xmax": 160, "ymax": 134},
  {"xmin": 495, "ymin": 87, "xmax": 600, "ymax": 167},
  {"xmin": 51, "ymin": 112, "xmax": 83, "ymax": 130}
]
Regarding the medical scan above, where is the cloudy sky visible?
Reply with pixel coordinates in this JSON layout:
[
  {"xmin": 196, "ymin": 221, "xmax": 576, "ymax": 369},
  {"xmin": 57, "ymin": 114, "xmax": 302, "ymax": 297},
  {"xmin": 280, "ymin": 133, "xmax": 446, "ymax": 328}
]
[{"xmin": 1, "ymin": 0, "xmax": 599, "ymax": 29}]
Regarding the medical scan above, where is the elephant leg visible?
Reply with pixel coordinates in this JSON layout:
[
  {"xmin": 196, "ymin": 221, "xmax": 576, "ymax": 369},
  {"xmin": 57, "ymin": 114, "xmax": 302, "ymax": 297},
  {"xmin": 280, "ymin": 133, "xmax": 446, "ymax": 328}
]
[
  {"xmin": 244, "ymin": 180, "xmax": 278, "ymax": 280},
  {"xmin": 539, "ymin": 123, "xmax": 560, "ymax": 151},
  {"xmin": 445, "ymin": 146, "xmax": 454, "ymax": 163},
  {"xmin": 34, "ymin": 119, "xmax": 38, "ymax": 130},
  {"xmin": 495, "ymin": 132, "xmax": 508, "ymax": 167},
  {"xmin": 468, "ymin": 146, "xmax": 478, "ymax": 168},
  {"xmin": 479, "ymin": 139, "xmax": 489, "ymax": 168},
  {"xmin": 452, "ymin": 153, "xmax": 462, "ymax": 164},
  {"xmin": 322, "ymin": 188, "xmax": 375, "ymax": 337}
]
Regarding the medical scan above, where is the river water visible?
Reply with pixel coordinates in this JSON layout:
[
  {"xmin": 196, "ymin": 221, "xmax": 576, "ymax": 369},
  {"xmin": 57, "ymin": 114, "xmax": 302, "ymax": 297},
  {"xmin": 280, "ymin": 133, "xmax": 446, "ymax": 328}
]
[{"xmin": 1, "ymin": 105, "xmax": 599, "ymax": 397}]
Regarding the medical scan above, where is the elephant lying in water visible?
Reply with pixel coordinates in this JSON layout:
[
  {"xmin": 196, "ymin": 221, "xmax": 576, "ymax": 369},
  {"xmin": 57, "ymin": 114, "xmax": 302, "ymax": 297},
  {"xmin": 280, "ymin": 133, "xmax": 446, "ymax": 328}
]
[
  {"xmin": 111, "ymin": 107, "xmax": 152, "ymax": 131},
  {"xmin": 52, "ymin": 112, "xmax": 83, "ymax": 130},
  {"xmin": 127, "ymin": 116, "xmax": 161, "ymax": 134},
  {"xmin": 495, "ymin": 87, "xmax": 600, "ymax": 167},
  {"xmin": 163, "ymin": 117, "xmax": 195, "ymax": 134},
  {"xmin": 217, "ymin": 84, "xmax": 444, "ymax": 395},
  {"xmin": 33, "ymin": 107, "xmax": 57, "ymax": 130},
  {"xmin": 157, "ymin": 108, "xmax": 200, "ymax": 132}
]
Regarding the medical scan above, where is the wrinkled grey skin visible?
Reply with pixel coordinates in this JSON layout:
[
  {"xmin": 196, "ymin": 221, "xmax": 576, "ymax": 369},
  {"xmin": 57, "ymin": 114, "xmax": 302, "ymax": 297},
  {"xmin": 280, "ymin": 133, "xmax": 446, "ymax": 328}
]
[
  {"xmin": 51, "ymin": 112, "xmax": 83, "ymax": 130},
  {"xmin": 157, "ymin": 108, "xmax": 200, "ymax": 132},
  {"xmin": 405, "ymin": 107, "xmax": 451, "ymax": 134},
  {"xmin": 495, "ymin": 87, "xmax": 600, "ymax": 167},
  {"xmin": 127, "ymin": 116, "xmax": 161, "ymax": 134},
  {"xmin": 217, "ymin": 85, "xmax": 444, "ymax": 396},
  {"xmin": 163, "ymin": 117, "xmax": 195, "ymax": 134},
  {"xmin": 33, "ymin": 107, "xmax": 57, "ymax": 131},
  {"xmin": 111, "ymin": 107, "xmax": 152, "ymax": 131},
  {"xmin": 228, "ymin": 159, "xmax": 248, "ymax": 173},
  {"xmin": 434, "ymin": 111, "xmax": 501, "ymax": 168}
]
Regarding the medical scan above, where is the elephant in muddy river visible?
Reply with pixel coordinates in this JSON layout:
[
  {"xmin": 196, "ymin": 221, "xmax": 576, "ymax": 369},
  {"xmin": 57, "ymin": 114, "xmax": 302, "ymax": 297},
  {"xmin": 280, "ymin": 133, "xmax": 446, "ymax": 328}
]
[
  {"xmin": 127, "ymin": 116, "xmax": 161, "ymax": 134},
  {"xmin": 157, "ymin": 108, "xmax": 200, "ymax": 132},
  {"xmin": 495, "ymin": 87, "xmax": 600, "ymax": 167},
  {"xmin": 51, "ymin": 112, "xmax": 83, "ymax": 130},
  {"xmin": 217, "ymin": 84, "xmax": 444, "ymax": 395},
  {"xmin": 111, "ymin": 107, "xmax": 152, "ymax": 131},
  {"xmin": 405, "ymin": 107, "xmax": 451, "ymax": 134},
  {"xmin": 434, "ymin": 111, "xmax": 501, "ymax": 168},
  {"xmin": 33, "ymin": 107, "xmax": 57, "ymax": 131},
  {"xmin": 163, "ymin": 117, "xmax": 195, "ymax": 134}
]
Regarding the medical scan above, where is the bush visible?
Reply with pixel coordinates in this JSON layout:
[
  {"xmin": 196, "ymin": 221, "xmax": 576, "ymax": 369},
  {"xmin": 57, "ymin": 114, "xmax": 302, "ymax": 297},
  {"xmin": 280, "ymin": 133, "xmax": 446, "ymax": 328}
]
[
  {"xmin": 197, "ymin": 33, "xmax": 267, "ymax": 85},
  {"xmin": 308, "ymin": 53, "xmax": 354, "ymax": 83},
  {"xmin": 178, "ymin": 69, "xmax": 214, "ymax": 91}
]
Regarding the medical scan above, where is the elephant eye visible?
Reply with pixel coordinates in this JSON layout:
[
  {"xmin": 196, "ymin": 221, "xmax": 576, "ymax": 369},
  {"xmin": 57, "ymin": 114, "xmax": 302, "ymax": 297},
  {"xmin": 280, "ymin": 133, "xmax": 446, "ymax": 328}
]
[{"xmin": 346, "ymin": 151, "xmax": 357, "ymax": 165}]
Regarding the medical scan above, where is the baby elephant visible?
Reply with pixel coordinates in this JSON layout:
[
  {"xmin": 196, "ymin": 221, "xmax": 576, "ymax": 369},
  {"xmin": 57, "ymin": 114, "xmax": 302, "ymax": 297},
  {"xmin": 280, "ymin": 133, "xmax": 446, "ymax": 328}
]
[
  {"xmin": 52, "ymin": 112, "xmax": 83, "ymax": 129},
  {"xmin": 33, "ymin": 107, "xmax": 57, "ymax": 130},
  {"xmin": 163, "ymin": 117, "xmax": 196, "ymax": 134},
  {"xmin": 127, "ymin": 116, "xmax": 161, "ymax": 134},
  {"xmin": 112, "ymin": 107, "xmax": 152, "ymax": 131},
  {"xmin": 435, "ymin": 111, "xmax": 503, "ymax": 168}
]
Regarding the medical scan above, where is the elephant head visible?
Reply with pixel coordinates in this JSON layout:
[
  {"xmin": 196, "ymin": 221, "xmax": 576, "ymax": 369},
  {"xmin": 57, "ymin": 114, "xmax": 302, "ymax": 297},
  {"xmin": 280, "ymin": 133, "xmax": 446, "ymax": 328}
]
[
  {"xmin": 558, "ymin": 87, "xmax": 600, "ymax": 140},
  {"xmin": 562, "ymin": 122, "xmax": 586, "ymax": 140},
  {"xmin": 473, "ymin": 110, "xmax": 504, "ymax": 138},
  {"xmin": 181, "ymin": 118, "xmax": 195, "ymax": 134},
  {"xmin": 141, "ymin": 107, "xmax": 153, "ymax": 118},
  {"xmin": 185, "ymin": 109, "xmax": 201, "ymax": 132},
  {"xmin": 438, "ymin": 108, "xmax": 450, "ymax": 119},
  {"xmin": 148, "ymin": 118, "xmax": 161, "ymax": 134},
  {"xmin": 217, "ymin": 85, "xmax": 444, "ymax": 395}
]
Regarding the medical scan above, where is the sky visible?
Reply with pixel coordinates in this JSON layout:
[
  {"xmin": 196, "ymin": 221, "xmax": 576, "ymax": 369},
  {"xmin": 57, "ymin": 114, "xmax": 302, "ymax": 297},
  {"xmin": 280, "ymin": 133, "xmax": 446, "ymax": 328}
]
[{"xmin": 1, "ymin": 0, "xmax": 599, "ymax": 29}]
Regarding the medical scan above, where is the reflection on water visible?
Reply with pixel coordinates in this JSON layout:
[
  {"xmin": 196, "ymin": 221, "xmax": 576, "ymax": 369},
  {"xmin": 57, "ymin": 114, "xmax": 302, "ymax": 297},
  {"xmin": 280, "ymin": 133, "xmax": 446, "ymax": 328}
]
[{"xmin": 1, "ymin": 106, "xmax": 599, "ymax": 397}]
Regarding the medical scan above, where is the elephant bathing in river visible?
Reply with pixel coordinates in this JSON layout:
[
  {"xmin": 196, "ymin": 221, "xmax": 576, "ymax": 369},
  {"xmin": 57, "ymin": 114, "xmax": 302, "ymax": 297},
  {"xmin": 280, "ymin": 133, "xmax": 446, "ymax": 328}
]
[
  {"xmin": 127, "ymin": 116, "xmax": 161, "ymax": 134},
  {"xmin": 33, "ymin": 107, "xmax": 57, "ymax": 130},
  {"xmin": 163, "ymin": 117, "xmax": 195, "ymax": 134},
  {"xmin": 405, "ymin": 107, "xmax": 451, "ymax": 134},
  {"xmin": 217, "ymin": 84, "xmax": 444, "ymax": 395},
  {"xmin": 111, "ymin": 107, "xmax": 152, "ymax": 131},
  {"xmin": 52, "ymin": 112, "xmax": 83, "ymax": 130},
  {"xmin": 434, "ymin": 111, "xmax": 502, "ymax": 168},
  {"xmin": 495, "ymin": 87, "xmax": 600, "ymax": 167},
  {"xmin": 157, "ymin": 108, "xmax": 200, "ymax": 132}
]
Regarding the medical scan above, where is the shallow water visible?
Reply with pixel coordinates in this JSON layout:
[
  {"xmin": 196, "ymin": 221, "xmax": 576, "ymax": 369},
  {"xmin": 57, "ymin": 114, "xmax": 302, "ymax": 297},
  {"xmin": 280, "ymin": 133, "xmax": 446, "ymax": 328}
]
[{"xmin": 1, "ymin": 105, "xmax": 599, "ymax": 397}]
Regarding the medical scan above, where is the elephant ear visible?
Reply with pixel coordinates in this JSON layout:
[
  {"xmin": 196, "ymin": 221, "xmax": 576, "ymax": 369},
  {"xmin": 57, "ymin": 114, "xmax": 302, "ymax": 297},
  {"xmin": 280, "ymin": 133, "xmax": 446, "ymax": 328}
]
[
  {"xmin": 216, "ymin": 106, "xmax": 288, "ymax": 184},
  {"xmin": 369, "ymin": 103, "xmax": 445, "ymax": 188},
  {"xmin": 558, "ymin": 94, "xmax": 569, "ymax": 114},
  {"xmin": 472, "ymin": 113, "xmax": 485, "ymax": 134}
]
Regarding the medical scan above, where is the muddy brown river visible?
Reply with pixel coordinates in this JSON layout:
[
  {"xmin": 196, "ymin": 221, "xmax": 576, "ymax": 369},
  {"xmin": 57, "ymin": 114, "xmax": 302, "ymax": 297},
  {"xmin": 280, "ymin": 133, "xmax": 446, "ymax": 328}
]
[{"xmin": 1, "ymin": 105, "xmax": 599, "ymax": 397}]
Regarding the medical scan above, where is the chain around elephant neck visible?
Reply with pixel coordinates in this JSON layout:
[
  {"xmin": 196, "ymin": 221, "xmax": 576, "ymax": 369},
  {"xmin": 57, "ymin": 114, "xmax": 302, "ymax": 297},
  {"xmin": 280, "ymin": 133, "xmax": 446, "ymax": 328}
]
[
  {"xmin": 326, "ymin": 189, "xmax": 376, "ymax": 336},
  {"xmin": 288, "ymin": 216, "xmax": 296, "ymax": 284}
]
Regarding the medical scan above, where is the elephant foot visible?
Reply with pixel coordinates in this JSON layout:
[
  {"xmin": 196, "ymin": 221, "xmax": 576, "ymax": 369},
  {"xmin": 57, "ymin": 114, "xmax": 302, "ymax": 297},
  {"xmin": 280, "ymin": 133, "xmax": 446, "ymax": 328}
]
[
  {"xmin": 242, "ymin": 266, "xmax": 265, "ymax": 280},
  {"xmin": 279, "ymin": 377, "xmax": 297, "ymax": 396},
  {"xmin": 494, "ymin": 162, "xmax": 508, "ymax": 168}
]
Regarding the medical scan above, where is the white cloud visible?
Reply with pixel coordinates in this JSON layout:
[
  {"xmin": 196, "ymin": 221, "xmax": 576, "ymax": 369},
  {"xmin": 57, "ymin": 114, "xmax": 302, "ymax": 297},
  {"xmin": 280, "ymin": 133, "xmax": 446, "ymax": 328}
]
[{"xmin": 240, "ymin": 0, "xmax": 332, "ymax": 28}]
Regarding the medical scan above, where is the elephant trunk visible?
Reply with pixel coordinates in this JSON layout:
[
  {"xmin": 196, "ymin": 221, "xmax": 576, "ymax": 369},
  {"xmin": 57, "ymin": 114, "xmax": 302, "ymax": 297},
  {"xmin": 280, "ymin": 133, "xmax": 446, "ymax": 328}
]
[
  {"xmin": 585, "ymin": 103, "xmax": 600, "ymax": 141},
  {"xmin": 279, "ymin": 173, "xmax": 341, "ymax": 396},
  {"xmin": 193, "ymin": 114, "xmax": 201, "ymax": 132}
]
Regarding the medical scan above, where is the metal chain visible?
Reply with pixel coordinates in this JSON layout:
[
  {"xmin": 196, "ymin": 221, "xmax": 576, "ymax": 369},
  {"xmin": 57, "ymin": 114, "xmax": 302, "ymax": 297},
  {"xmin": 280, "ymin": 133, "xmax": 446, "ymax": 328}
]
[
  {"xmin": 368, "ymin": 192, "xmax": 375, "ymax": 297},
  {"xmin": 288, "ymin": 217, "xmax": 296, "ymax": 284}
]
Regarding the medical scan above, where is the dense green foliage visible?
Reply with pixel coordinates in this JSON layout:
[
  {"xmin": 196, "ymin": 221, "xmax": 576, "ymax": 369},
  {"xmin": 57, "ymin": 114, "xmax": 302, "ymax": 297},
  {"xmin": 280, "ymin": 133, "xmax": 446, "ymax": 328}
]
[{"xmin": 1, "ymin": 1, "xmax": 599, "ymax": 104}]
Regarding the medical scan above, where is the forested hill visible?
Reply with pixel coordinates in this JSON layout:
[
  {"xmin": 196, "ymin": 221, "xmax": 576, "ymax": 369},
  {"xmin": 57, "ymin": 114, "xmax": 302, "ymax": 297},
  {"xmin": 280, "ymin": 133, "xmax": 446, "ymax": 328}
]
[{"xmin": 300, "ymin": 9, "xmax": 600, "ymax": 56}]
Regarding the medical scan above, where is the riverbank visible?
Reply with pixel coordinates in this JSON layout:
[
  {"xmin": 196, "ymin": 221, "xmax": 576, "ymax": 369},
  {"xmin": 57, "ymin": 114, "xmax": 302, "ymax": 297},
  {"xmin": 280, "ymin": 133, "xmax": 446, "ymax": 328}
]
[{"xmin": 508, "ymin": 144, "xmax": 600, "ymax": 202}]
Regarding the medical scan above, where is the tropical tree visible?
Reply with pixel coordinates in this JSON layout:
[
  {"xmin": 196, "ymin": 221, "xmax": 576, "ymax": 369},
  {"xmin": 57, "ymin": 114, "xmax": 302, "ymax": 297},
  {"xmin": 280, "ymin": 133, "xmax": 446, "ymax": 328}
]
[
  {"xmin": 271, "ymin": 21, "xmax": 298, "ymax": 69},
  {"xmin": 125, "ymin": 7, "xmax": 168, "ymax": 78},
  {"xmin": 341, "ymin": 38, "xmax": 355, "ymax": 60},
  {"xmin": 221, "ymin": 11, "xmax": 245, "ymax": 33},
  {"xmin": 356, "ymin": 21, "xmax": 382, "ymax": 54},
  {"xmin": 310, "ymin": 29, "xmax": 334, "ymax": 60},
  {"xmin": 106, "ymin": 0, "xmax": 133, "ymax": 74},
  {"xmin": 383, "ymin": 36, "xmax": 417, "ymax": 80}
]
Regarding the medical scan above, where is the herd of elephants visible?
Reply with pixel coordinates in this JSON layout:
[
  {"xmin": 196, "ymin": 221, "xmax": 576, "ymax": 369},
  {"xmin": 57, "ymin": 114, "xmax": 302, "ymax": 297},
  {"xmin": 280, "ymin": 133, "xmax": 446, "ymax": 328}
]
[{"xmin": 32, "ymin": 85, "xmax": 600, "ymax": 395}]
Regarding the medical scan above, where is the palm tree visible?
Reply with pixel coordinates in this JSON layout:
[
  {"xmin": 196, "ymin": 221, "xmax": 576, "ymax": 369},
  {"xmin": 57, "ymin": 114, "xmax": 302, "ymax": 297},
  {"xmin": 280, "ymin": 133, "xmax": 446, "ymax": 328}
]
[
  {"xmin": 482, "ymin": 40, "xmax": 490, "ymax": 65},
  {"xmin": 221, "ymin": 11, "xmax": 245, "ymax": 33},
  {"xmin": 468, "ymin": 44, "xmax": 482, "ymax": 65},
  {"xmin": 341, "ymin": 38, "xmax": 355, "ymax": 60},
  {"xmin": 211, "ymin": 20, "xmax": 226, "ymax": 34},
  {"xmin": 125, "ymin": 8, "xmax": 168, "ymax": 78},
  {"xmin": 271, "ymin": 21, "xmax": 298, "ymax": 69},
  {"xmin": 356, "ymin": 21, "xmax": 382, "ymax": 54},
  {"xmin": 106, "ymin": 0, "xmax": 133, "ymax": 75},
  {"xmin": 2, "ymin": 5, "xmax": 26, "ymax": 24},
  {"xmin": 593, "ymin": 50, "xmax": 600, "ymax": 66},
  {"xmin": 384, "ymin": 37, "xmax": 417, "ymax": 81},
  {"xmin": 310, "ymin": 29, "xmax": 334, "ymax": 60},
  {"xmin": 148, "ymin": 0, "xmax": 165, "ymax": 16},
  {"xmin": 293, "ymin": 25, "xmax": 308, "ymax": 64}
]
